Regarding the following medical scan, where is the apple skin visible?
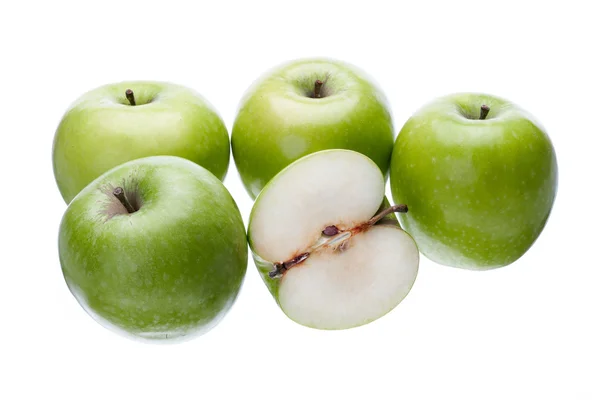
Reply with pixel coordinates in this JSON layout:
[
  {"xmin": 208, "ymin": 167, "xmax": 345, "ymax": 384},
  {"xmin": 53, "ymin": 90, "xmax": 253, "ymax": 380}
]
[
  {"xmin": 231, "ymin": 58, "xmax": 395, "ymax": 199},
  {"xmin": 58, "ymin": 156, "xmax": 248, "ymax": 341},
  {"xmin": 53, "ymin": 81, "xmax": 230, "ymax": 204},
  {"xmin": 390, "ymin": 93, "xmax": 558, "ymax": 269}
]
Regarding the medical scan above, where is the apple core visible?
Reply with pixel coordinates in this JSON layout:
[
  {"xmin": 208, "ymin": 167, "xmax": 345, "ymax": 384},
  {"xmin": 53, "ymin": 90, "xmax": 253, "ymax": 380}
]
[{"xmin": 267, "ymin": 204, "xmax": 409, "ymax": 278}]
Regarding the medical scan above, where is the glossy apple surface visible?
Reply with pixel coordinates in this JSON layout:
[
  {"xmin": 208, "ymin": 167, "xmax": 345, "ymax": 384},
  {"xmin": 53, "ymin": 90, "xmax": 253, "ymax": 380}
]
[
  {"xmin": 390, "ymin": 93, "xmax": 558, "ymax": 269},
  {"xmin": 53, "ymin": 81, "xmax": 230, "ymax": 203},
  {"xmin": 58, "ymin": 156, "xmax": 248, "ymax": 341},
  {"xmin": 232, "ymin": 58, "xmax": 395, "ymax": 198}
]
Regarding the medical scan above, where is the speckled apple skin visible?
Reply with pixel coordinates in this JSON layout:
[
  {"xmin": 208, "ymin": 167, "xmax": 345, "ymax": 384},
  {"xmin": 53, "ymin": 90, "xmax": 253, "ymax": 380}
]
[
  {"xmin": 390, "ymin": 93, "xmax": 558, "ymax": 269},
  {"xmin": 231, "ymin": 58, "xmax": 395, "ymax": 199},
  {"xmin": 58, "ymin": 156, "xmax": 248, "ymax": 341},
  {"xmin": 53, "ymin": 81, "xmax": 230, "ymax": 204}
]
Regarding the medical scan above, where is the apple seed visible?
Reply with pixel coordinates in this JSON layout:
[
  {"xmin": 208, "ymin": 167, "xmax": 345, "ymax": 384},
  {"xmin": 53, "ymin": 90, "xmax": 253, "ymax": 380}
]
[{"xmin": 322, "ymin": 225, "xmax": 339, "ymax": 236}]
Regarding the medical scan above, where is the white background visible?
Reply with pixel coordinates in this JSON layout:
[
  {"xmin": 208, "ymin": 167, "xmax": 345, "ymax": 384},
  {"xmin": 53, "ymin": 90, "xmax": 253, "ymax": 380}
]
[{"xmin": 1, "ymin": 1, "xmax": 598, "ymax": 399}]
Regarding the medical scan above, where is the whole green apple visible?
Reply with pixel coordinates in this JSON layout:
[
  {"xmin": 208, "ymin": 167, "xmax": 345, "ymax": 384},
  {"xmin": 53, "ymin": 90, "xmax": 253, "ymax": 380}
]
[
  {"xmin": 390, "ymin": 93, "xmax": 558, "ymax": 269},
  {"xmin": 53, "ymin": 81, "xmax": 230, "ymax": 204},
  {"xmin": 58, "ymin": 156, "xmax": 248, "ymax": 341},
  {"xmin": 231, "ymin": 58, "xmax": 395, "ymax": 199}
]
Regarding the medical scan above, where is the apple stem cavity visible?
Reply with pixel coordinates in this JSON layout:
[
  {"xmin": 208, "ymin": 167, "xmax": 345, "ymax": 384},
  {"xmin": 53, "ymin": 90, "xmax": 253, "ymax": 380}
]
[
  {"xmin": 314, "ymin": 80, "xmax": 323, "ymax": 98},
  {"xmin": 113, "ymin": 187, "xmax": 136, "ymax": 213},
  {"xmin": 268, "ymin": 204, "xmax": 409, "ymax": 278},
  {"xmin": 479, "ymin": 104, "xmax": 490, "ymax": 120},
  {"xmin": 125, "ymin": 89, "xmax": 136, "ymax": 106}
]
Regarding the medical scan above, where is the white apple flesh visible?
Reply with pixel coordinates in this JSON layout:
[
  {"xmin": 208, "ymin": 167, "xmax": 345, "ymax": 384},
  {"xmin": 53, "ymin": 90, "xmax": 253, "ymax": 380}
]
[{"xmin": 248, "ymin": 150, "xmax": 419, "ymax": 329}]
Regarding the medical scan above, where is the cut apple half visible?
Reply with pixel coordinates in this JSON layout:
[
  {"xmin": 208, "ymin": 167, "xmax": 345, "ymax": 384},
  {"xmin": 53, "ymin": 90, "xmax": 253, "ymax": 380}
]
[{"xmin": 248, "ymin": 149, "xmax": 419, "ymax": 330}]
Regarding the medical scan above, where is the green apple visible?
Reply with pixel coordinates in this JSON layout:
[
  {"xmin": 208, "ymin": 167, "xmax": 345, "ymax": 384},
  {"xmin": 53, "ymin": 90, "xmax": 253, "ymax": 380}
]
[
  {"xmin": 390, "ymin": 93, "xmax": 558, "ymax": 270},
  {"xmin": 58, "ymin": 156, "xmax": 248, "ymax": 341},
  {"xmin": 53, "ymin": 81, "xmax": 230, "ymax": 204},
  {"xmin": 248, "ymin": 149, "xmax": 419, "ymax": 330},
  {"xmin": 231, "ymin": 58, "xmax": 395, "ymax": 199}
]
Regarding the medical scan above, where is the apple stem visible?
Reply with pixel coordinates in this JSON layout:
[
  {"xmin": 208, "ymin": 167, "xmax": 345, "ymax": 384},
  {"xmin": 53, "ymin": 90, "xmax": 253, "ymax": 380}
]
[
  {"xmin": 479, "ymin": 104, "xmax": 490, "ymax": 120},
  {"xmin": 314, "ymin": 80, "xmax": 323, "ymax": 98},
  {"xmin": 366, "ymin": 204, "xmax": 408, "ymax": 227},
  {"xmin": 125, "ymin": 89, "xmax": 136, "ymax": 106},
  {"xmin": 113, "ymin": 187, "xmax": 136, "ymax": 213}
]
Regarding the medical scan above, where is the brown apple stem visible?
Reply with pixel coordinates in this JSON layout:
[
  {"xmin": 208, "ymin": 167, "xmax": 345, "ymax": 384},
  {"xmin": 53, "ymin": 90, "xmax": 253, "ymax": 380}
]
[
  {"xmin": 314, "ymin": 80, "xmax": 323, "ymax": 98},
  {"xmin": 125, "ymin": 89, "xmax": 136, "ymax": 106},
  {"xmin": 480, "ymin": 104, "xmax": 490, "ymax": 120},
  {"xmin": 366, "ymin": 204, "xmax": 409, "ymax": 226},
  {"xmin": 113, "ymin": 187, "xmax": 136, "ymax": 213}
]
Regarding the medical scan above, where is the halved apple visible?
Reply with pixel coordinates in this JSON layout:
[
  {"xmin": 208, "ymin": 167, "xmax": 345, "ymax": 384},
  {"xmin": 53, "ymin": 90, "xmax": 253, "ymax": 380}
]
[{"xmin": 248, "ymin": 150, "xmax": 419, "ymax": 329}]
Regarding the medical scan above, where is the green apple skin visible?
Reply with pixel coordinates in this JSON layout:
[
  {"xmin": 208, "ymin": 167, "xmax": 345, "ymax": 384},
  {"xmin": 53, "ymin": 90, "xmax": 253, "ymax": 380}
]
[
  {"xmin": 58, "ymin": 156, "xmax": 248, "ymax": 341},
  {"xmin": 231, "ymin": 58, "xmax": 395, "ymax": 199},
  {"xmin": 53, "ymin": 81, "xmax": 230, "ymax": 204},
  {"xmin": 390, "ymin": 93, "xmax": 558, "ymax": 270}
]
